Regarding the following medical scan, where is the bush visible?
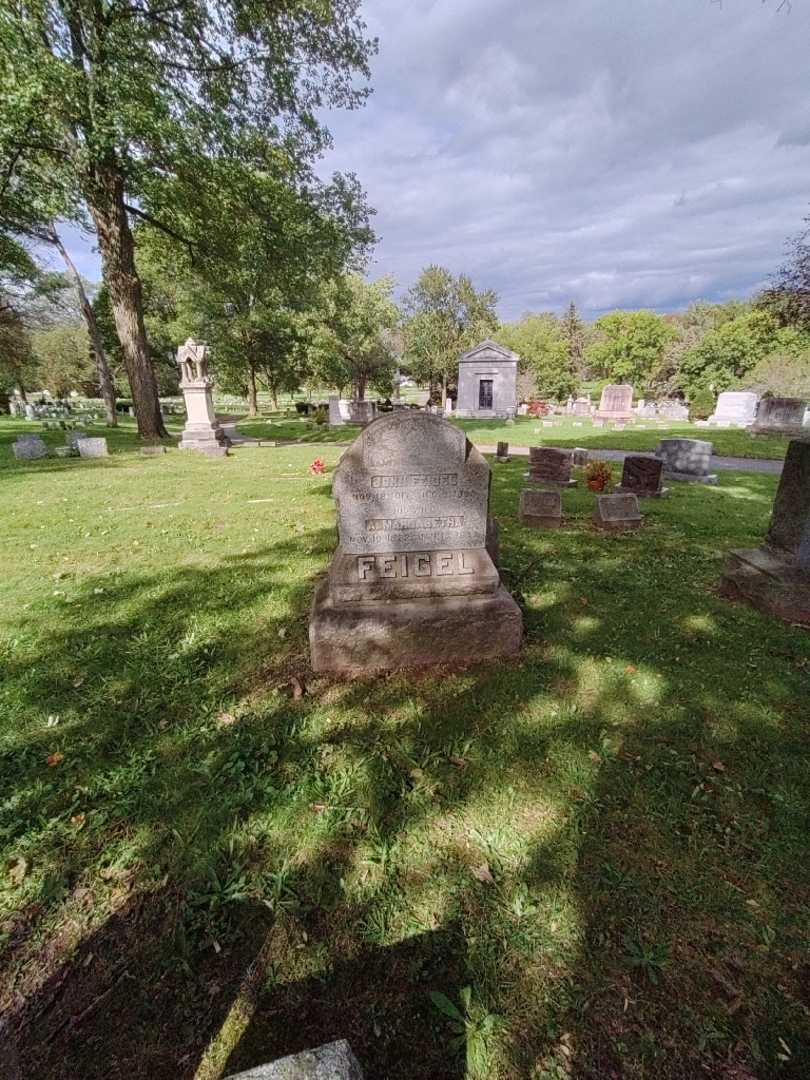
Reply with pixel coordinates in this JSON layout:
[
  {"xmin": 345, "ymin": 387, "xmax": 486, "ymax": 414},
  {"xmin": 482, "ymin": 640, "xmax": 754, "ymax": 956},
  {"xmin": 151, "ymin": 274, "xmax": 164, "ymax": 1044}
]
[
  {"xmin": 313, "ymin": 406, "xmax": 328, "ymax": 426},
  {"xmin": 585, "ymin": 459, "xmax": 612, "ymax": 491},
  {"xmin": 527, "ymin": 400, "xmax": 550, "ymax": 416},
  {"xmin": 688, "ymin": 387, "xmax": 715, "ymax": 421}
]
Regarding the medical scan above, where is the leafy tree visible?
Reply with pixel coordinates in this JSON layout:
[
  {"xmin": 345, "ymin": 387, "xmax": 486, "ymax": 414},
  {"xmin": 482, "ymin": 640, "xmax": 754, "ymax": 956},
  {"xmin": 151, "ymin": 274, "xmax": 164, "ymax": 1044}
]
[
  {"xmin": 403, "ymin": 267, "xmax": 498, "ymax": 403},
  {"xmin": 586, "ymin": 310, "xmax": 677, "ymax": 389},
  {"xmin": 765, "ymin": 210, "xmax": 810, "ymax": 329},
  {"xmin": 0, "ymin": 0, "xmax": 375, "ymax": 438},
  {"xmin": 561, "ymin": 301, "xmax": 585, "ymax": 377},
  {"xmin": 677, "ymin": 309, "xmax": 787, "ymax": 396},
  {"xmin": 309, "ymin": 274, "xmax": 399, "ymax": 400},
  {"xmin": 31, "ymin": 324, "xmax": 96, "ymax": 398},
  {"xmin": 742, "ymin": 347, "xmax": 810, "ymax": 398},
  {"xmin": 0, "ymin": 233, "xmax": 38, "ymax": 398},
  {"xmin": 497, "ymin": 313, "xmax": 575, "ymax": 401}
]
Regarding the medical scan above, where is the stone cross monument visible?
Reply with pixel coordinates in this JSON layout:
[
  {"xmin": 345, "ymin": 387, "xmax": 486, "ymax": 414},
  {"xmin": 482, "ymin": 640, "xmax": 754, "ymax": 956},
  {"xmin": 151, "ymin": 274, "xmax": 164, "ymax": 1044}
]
[
  {"xmin": 176, "ymin": 339, "xmax": 230, "ymax": 453},
  {"xmin": 309, "ymin": 412, "xmax": 522, "ymax": 673}
]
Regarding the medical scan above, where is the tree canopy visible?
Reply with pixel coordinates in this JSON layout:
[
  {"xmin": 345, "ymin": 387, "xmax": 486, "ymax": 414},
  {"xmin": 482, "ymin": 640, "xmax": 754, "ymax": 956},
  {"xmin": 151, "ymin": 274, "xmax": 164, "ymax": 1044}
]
[{"xmin": 497, "ymin": 313, "xmax": 576, "ymax": 401}]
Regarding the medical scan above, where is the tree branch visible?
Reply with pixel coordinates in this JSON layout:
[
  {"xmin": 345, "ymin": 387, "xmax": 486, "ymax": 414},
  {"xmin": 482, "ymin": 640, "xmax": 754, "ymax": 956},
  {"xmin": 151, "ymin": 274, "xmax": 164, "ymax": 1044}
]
[{"xmin": 123, "ymin": 202, "xmax": 195, "ymax": 253}]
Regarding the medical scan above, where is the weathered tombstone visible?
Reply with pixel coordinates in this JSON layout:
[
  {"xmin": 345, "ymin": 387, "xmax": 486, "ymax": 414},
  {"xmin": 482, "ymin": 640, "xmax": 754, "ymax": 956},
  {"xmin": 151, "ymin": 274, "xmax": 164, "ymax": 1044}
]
[
  {"xmin": 719, "ymin": 440, "xmax": 810, "ymax": 625},
  {"xmin": 346, "ymin": 400, "xmax": 377, "ymax": 426},
  {"xmin": 708, "ymin": 391, "xmax": 759, "ymax": 427},
  {"xmin": 24, "ymin": 403, "xmax": 36, "ymax": 420},
  {"xmin": 76, "ymin": 437, "xmax": 109, "ymax": 458},
  {"xmin": 655, "ymin": 438, "xmax": 718, "ymax": 484},
  {"xmin": 12, "ymin": 434, "xmax": 48, "ymax": 460},
  {"xmin": 572, "ymin": 447, "xmax": 589, "ymax": 467},
  {"xmin": 636, "ymin": 401, "xmax": 657, "ymax": 418},
  {"xmin": 66, "ymin": 429, "xmax": 88, "ymax": 449},
  {"xmin": 309, "ymin": 412, "xmax": 522, "ymax": 673},
  {"xmin": 524, "ymin": 447, "xmax": 576, "ymax": 488},
  {"xmin": 141, "ymin": 445, "xmax": 168, "ymax": 456},
  {"xmin": 519, "ymin": 488, "xmax": 562, "ymax": 529},
  {"xmin": 750, "ymin": 397, "xmax": 808, "ymax": 438},
  {"xmin": 176, "ymin": 338, "xmax": 230, "ymax": 452},
  {"xmin": 226, "ymin": 1040, "xmax": 364, "ymax": 1079},
  {"xmin": 617, "ymin": 455, "xmax": 667, "ymax": 497},
  {"xmin": 495, "ymin": 440, "xmax": 510, "ymax": 463},
  {"xmin": 593, "ymin": 493, "xmax": 643, "ymax": 532},
  {"xmin": 572, "ymin": 397, "xmax": 591, "ymax": 417},
  {"xmin": 659, "ymin": 400, "xmax": 689, "ymax": 421},
  {"xmin": 595, "ymin": 383, "xmax": 634, "ymax": 420},
  {"xmin": 328, "ymin": 395, "xmax": 345, "ymax": 427}
]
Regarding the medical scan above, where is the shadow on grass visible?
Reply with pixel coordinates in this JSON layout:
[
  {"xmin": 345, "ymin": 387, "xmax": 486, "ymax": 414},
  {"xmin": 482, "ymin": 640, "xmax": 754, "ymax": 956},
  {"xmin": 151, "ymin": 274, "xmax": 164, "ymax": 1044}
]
[{"xmin": 1, "ymin": 465, "xmax": 809, "ymax": 1078}]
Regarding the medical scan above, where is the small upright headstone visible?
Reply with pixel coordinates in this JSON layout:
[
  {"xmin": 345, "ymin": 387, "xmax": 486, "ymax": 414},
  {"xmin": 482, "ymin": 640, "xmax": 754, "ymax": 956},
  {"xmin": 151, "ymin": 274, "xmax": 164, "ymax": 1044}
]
[
  {"xmin": 617, "ymin": 455, "xmax": 667, "ymax": 497},
  {"xmin": 572, "ymin": 397, "xmax": 591, "ymax": 417},
  {"xmin": 141, "ymin": 445, "xmax": 168, "ymax": 456},
  {"xmin": 656, "ymin": 438, "xmax": 718, "ymax": 484},
  {"xmin": 309, "ymin": 412, "xmax": 522, "ymax": 673},
  {"xmin": 524, "ymin": 447, "xmax": 576, "ymax": 488},
  {"xmin": 519, "ymin": 488, "xmax": 562, "ymax": 529},
  {"xmin": 708, "ymin": 391, "xmax": 759, "ymax": 427},
  {"xmin": 12, "ymin": 435, "xmax": 48, "ymax": 460},
  {"xmin": 76, "ymin": 437, "xmax": 109, "ymax": 458},
  {"xmin": 593, "ymin": 493, "xmax": 643, "ymax": 532},
  {"xmin": 495, "ymin": 440, "xmax": 510, "ymax": 463},
  {"xmin": 658, "ymin": 400, "xmax": 689, "ymax": 421},
  {"xmin": 66, "ymin": 429, "xmax": 88, "ymax": 449},
  {"xmin": 328, "ymin": 395, "xmax": 345, "ymax": 427},
  {"xmin": 225, "ymin": 1039, "xmax": 364, "ymax": 1079},
  {"xmin": 750, "ymin": 397, "xmax": 808, "ymax": 437},
  {"xmin": 572, "ymin": 447, "xmax": 589, "ymax": 467},
  {"xmin": 596, "ymin": 383, "xmax": 634, "ymax": 420},
  {"xmin": 720, "ymin": 440, "xmax": 810, "ymax": 625},
  {"xmin": 346, "ymin": 400, "xmax": 376, "ymax": 426}
]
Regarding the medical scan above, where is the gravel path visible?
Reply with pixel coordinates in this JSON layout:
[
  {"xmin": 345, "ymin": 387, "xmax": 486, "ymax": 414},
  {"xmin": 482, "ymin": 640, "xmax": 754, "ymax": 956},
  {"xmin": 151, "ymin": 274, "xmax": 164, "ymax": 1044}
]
[{"xmin": 476, "ymin": 444, "xmax": 783, "ymax": 475}]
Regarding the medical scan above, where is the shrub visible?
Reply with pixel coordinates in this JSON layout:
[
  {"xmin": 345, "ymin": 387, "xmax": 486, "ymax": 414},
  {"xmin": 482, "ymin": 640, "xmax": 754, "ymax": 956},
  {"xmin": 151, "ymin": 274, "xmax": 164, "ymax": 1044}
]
[
  {"xmin": 527, "ymin": 400, "xmax": 550, "ymax": 416},
  {"xmin": 688, "ymin": 387, "xmax": 715, "ymax": 420},
  {"xmin": 312, "ymin": 405, "xmax": 328, "ymax": 426},
  {"xmin": 585, "ymin": 459, "xmax": 612, "ymax": 491}
]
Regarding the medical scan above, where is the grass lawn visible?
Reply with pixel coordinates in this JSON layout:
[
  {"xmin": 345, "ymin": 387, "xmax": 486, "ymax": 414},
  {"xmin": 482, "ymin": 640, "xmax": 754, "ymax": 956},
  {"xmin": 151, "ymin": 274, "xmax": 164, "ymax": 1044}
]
[
  {"xmin": 2, "ymin": 417, "xmax": 809, "ymax": 1079},
  {"xmin": 236, "ymin": 413, "xmax": 790, "ymax": 461}
]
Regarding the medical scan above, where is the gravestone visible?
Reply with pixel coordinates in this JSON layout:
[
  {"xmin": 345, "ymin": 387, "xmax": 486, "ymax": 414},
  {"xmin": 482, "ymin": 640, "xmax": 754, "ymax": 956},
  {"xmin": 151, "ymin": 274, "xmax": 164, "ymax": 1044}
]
[
  {"xmin": 636, "ymin": 402, "xmax": 657, "ymax": 418},
  {"xmin": 141, "ymin": 445, "xmax": 168, "ymax": 456},
  {"xmin": 226, "ymin": 1040, "xmax": 364, "ymax": 1079},
  {"xmin": 593, "ymin": 493, "xmax": 643, "ymax": 532},
  {"xmin": 495, "ymin": 440, "xmax": 510, "ymax": 463},
  {"xmin": 328, "ymin": 396, "xmax": 345, "ymax": 427},
  {"xmin": 346, "ymin": 400, "xmax": 377, "ymax": 426},
  {"xmin": 708, "ymin": 391, "xmax": 759, "ymax": 427},
  {"xmin": 66, "ymin": 429, "xmax": 88, "ymax": 449},
  {"xmin": 176, "ymin": 338, "xmax": 231, "ymax": 452},
  {"xmin": 12, "ymin": 435, "xmax": 48, "ymax": 460},
  {"xmin": 750, "ymin": 397, "xmax": 808, "ymax": 437},
  {"xmin": 617, "ymin": 455, "xmax": 667, "ymax": 497},
  {"xmin": 524, "ymin": 447, "xmax": 576, "ymax": 488},
  {"xmin": 572, "ymin": 397, "xmax": 591, "ymax": 417},
  {"xmin": 596, "ymin": 383, "xmax": 634, "ymax": 420},
  {"xmin": 655, "ymin": 438, "xmax": 718, "ymax": 484},
  {"xmin": 76, "ymin": 437, "xmax": 109, "ymax": 458},
  {"xmin": 720, "ymin": 440, "xmax": 810, "ymax": 625},
  {"xmin": 519, "ymin": 488, "xmax": 562, "ymax": 529},
  {"xmin": 658, "ymin": 400, "xmax": 689, "ymax": 420},
  {"xmin": 309, "ymin": 412, "xmax": 522, "ymax": 673},
  {"xmin": 572, "ymin": 447, "xmax": 589, "ymax": 467}
]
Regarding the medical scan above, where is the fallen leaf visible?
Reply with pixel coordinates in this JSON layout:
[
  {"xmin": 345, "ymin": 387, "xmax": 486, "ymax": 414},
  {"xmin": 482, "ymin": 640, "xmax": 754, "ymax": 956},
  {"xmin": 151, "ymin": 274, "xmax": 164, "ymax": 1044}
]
[
  {"xmin": 46, "ymin": 752, "xmax": 64, "ymax": 767},
  {"xmin": 712, "ymin": 761, "xmax": 726, "ymax": 772},
  {"xmin": 8, "ymin": 856, "xmax": 28, "ymax": 886},
  {"xmin": 588, "ymin": 750, "xmax": 601, "ymax": 762},
  {"xmin": 449, "ymin": 756, "xmax": 468, "ymax": 769},
  {"xmin": 216, "ymin": 712, "xmax": 238, "ymax": 727},
  {"xmin": 70, "ymin": 813, "xmax": 86, "ymax": 830},
  {"xmin": 311, "ymin": 803, "xmax": 327, "ymax": 814},
  {"xmin": 472, "ymin": 863, "xmax": 495, "ymax": 885},
  {"xmin": 624, "ymin": 665, "xmax": 637, "ymax": 674},
  {"xmin": 290, "ymin": 676, "xmax": 305, "ymax": 700}
]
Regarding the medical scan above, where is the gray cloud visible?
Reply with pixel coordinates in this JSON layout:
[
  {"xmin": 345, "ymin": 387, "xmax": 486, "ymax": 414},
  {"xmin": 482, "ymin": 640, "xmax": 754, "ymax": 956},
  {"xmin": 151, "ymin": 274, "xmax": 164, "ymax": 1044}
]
[
  {"xmin": 320, "ymin": 0, "xmax": 810, "ymax": 318},
  {"xmin": 55, "ymin": 0, "xmax": 810, "ymax": 322}
]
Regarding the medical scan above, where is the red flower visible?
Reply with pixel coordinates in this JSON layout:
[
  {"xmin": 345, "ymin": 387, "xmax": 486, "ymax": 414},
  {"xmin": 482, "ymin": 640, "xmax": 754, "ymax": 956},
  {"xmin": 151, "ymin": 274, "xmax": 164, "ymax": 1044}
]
[{"xmin": 309, "ymin": 458, "xmax": 326, "ymax": 475}]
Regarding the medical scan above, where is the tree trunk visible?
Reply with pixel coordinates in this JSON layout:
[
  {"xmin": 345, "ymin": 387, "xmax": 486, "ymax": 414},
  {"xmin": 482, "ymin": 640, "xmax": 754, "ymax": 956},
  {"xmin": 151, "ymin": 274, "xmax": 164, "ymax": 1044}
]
[
  {"xmin": 356, "ymin": 374, "xmax": 366, "ymax": 400},
  {"xmin": 86, "ymin": 166, "xmax": 167, "ymax": 439},
  {"xmin": 247, "ymin": 360, "xmax": 258, "ymax": 417},
  {"xmin": 50, "ymin": 227, "xmax": 117, "ymax": 426},
  {"xmin": 441, "ymin": 371, "xmax": 447, "ymax": 407}
]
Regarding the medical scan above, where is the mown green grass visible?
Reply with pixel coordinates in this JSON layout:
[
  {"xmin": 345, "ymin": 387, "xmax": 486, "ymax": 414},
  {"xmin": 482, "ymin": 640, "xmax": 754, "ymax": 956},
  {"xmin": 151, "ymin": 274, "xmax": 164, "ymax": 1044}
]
[
  {"xmin": 1, "ymin": 417, "xmax": 808, "ymax": 1079},
  {"xmin": 236, "ymin": 413, "xmax": 790, "ymax": 460}
]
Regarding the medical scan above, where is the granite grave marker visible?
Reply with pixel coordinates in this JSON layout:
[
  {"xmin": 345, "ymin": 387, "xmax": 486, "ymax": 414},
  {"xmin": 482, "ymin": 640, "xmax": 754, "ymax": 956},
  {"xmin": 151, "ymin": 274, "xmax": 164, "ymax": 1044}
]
[
  {"xmin": 617, "ymin": 455, "xmax": 667, "ymax": 497},
  {"xmin": 519, "ymin": 488, "xmax": 562, "ymax": 529},
  {"xmin": 656, "ymin": 438, "xmax": 718, "ymax": 484},
  {"xmin": 593, "ymin": 493, "xmax": 643, "ymax": 531},
  {"xmin": 524, "ymin": 447, "xmax": 576, "ymax": 488}
]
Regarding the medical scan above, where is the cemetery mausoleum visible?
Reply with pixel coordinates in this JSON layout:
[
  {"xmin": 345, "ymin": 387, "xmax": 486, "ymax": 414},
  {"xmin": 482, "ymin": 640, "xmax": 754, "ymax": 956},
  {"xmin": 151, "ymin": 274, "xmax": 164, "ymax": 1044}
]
[{"xmin": 454, "ymin": 340, "xmax": 518, "ymax": 418}]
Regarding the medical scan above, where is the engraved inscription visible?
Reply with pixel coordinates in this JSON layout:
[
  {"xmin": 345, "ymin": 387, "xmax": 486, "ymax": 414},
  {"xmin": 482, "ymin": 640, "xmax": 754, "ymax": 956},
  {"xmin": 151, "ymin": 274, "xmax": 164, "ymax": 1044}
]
[{"xmin": 357, "ymin": 551, "xmax": 476, "ymax": 581}]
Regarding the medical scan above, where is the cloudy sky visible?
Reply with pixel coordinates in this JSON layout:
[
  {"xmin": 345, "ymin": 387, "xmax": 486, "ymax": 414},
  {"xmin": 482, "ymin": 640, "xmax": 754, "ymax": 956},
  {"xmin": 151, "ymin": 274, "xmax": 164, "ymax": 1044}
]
[{"xmin": 58, "ymin": 0, "xmax": 810, "ymax": 321}]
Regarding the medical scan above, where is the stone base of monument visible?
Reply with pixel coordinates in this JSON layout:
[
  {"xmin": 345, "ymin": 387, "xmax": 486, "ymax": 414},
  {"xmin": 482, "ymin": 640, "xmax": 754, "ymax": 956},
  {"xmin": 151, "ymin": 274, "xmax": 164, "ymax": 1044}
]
[
  {"xmin": 719, "ymin": 547, "xmax": 810, "ymax": 627},
  {"xmin": 750, "ymin": 425, "xmax": 809, "ymax": 439},
  {"xmin": 310, "ymin": 578, "xmax": 522, "ymax": 674},
  {"xmin": 593, "ymin": 493, "xmax": 643, "ymax": 531},
  {"xmin": 225, "ymin": 1039, "xmax": 364, "ymax": 1079},
  {"xmin": 616, "ymin": 484, "xmax": 669, "ymax": 498},
  {"xmin": 662, "ymin": 469, "xmax": 718, "ymax": 484},
  {"xmin": 178, "ymin": 423, "xmax": 231, "ymax": 452}
]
